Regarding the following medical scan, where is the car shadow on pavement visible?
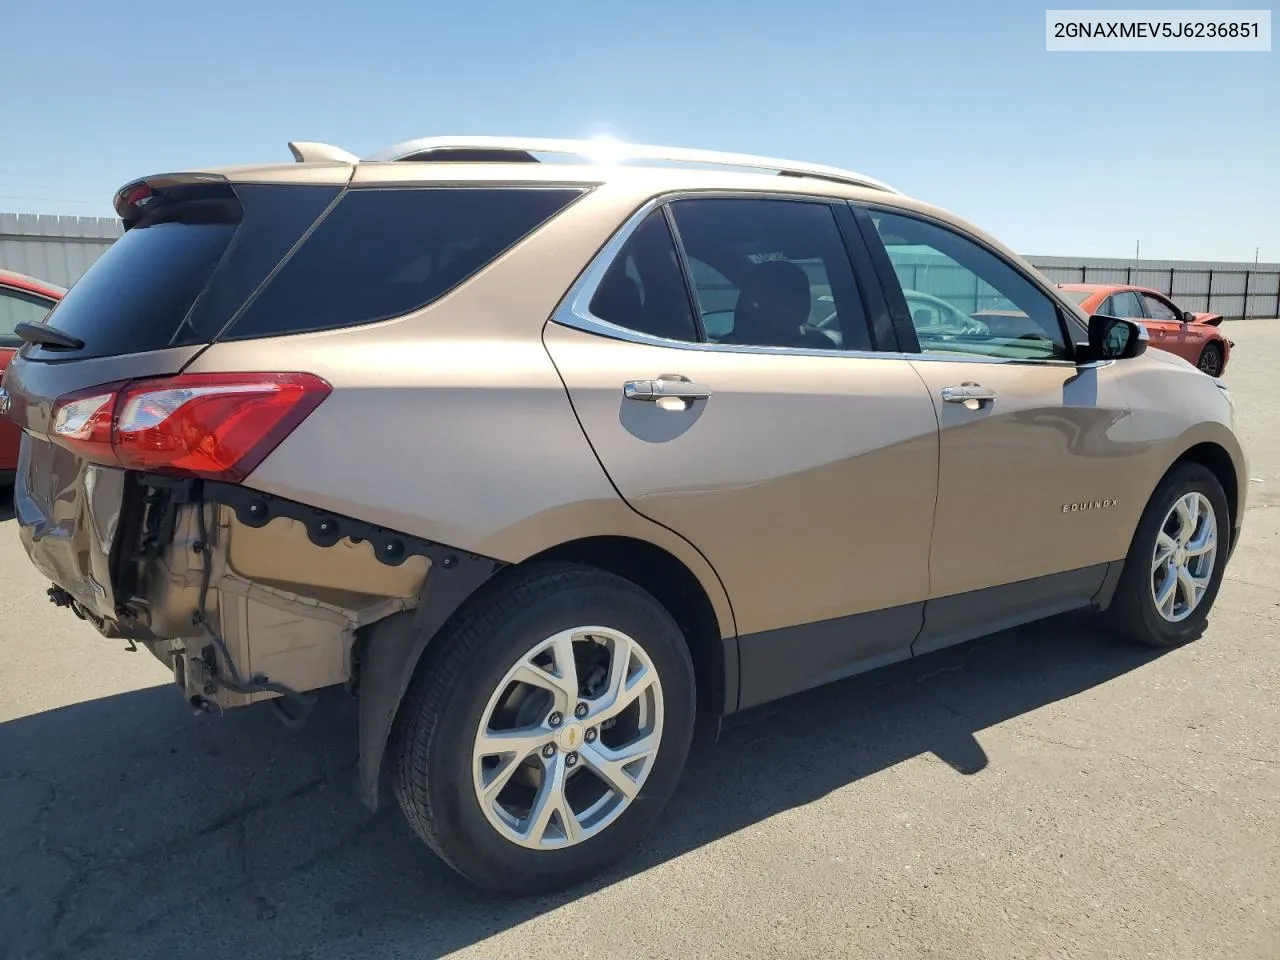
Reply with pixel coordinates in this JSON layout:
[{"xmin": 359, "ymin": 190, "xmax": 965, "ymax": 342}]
[{"xmin": 0, "ymin": 611, "xmax": 1166, "ymax": 960}]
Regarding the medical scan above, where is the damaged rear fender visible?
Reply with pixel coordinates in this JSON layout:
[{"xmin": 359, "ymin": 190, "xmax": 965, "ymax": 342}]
[{"xmin": 354, "ymin": 557, "xmax": 500, "ymax": 811}]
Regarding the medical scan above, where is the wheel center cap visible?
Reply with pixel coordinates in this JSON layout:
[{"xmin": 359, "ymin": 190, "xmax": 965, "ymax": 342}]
[
  {"xmin": 557, "ymin": 721, "xmax": 585, "ymax": 752},
  {"xmin": 1174, "ymin": 547, "xmax": 1186, "ymax": 566}
]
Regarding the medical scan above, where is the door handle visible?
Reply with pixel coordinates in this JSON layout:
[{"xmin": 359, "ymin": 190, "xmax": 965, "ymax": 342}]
[
  {"xmin": 623, "ymin": 377, "xmax": 712, "ymax": 402},
  {"xmin": 940, "ymin": 384, "xmax": 997, "ymax": 404}
]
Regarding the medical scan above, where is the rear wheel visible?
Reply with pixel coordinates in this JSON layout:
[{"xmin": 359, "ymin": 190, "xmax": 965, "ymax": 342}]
[
  {"xmin": 1197, "ymin": 342, "xmax": 1225, "ymax": 376},
  {"xmin": 391, "ymin": 563, "xmax": 696, "ymax": 894},
  {"xmin": 1104, "ymin": 463, "xmax": 1230, "ymax": 648}
]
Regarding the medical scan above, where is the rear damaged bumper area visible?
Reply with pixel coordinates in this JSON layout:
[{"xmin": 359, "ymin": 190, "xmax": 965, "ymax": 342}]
[{"xmin": 17, "ymin": 463, "xmax": 497, "ymax": 719}]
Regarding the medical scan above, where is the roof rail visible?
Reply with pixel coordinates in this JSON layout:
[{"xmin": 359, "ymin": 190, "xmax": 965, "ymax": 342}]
[
  {"xmin": 287, "ymin": 141, "xmax": 360, "ymax": 164},
  {"xmin": 363, "ymin": 136, "xmax": 902, "ymax": 194}
]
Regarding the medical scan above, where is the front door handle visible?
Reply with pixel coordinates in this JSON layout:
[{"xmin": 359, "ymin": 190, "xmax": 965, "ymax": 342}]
[
  {"xmin": 940, "ymin": 384, "xmax": 997, "ymax": 405},
  {"xmin": 624, "ymin": 377, "xmax": 712, "ymax": 402}
]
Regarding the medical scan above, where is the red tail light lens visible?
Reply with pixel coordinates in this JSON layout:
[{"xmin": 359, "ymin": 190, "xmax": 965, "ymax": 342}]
[{"xmin": 49, "ymin": 372, "xmax": 330, "ymax": 482}]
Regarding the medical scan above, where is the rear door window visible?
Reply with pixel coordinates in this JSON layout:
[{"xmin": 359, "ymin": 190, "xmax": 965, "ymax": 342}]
[
  {"xmin": 1107, "ymin": 291, "xmax": 1144, "ymax": 318},
  {"xmin": 668, "ymin": 198, "xmax": 872, "ymax": 351},
  {"xmin": 587, "ymin": 210, "xmax": 701, "ymax": 342},
  {"xmin": 224, "ymin": 187, "xmax": 586, "ymax": 341},
  {"xmin": 1141, "ymin": 293, "xmax": 1179, "ymax": 321}
]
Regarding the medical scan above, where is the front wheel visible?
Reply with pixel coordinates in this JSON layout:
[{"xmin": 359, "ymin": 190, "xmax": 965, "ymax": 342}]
[
  {"xmin": 1104, "ymin": 463, "xmax": 1230, "ymax": 648},
  {"xmin": 391, "ymin": 563, "xmax": 696, "ymax": 894},
  {"xmin": 1197, "ymin": 342, "xmax": 1225, "ymax": 376}
]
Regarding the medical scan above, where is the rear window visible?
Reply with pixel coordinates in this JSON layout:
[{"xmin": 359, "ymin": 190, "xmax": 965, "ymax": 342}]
[
  {"xmin": 1061, "ymin": 289, "xmax": 1094, "ymax": 305},
  {"xmin": 31, "ymin": 214, "xmax": 234, "ymax": 360},
  {"xmin": 26, "ymin": 182, "xmax": 341, "ymax": 362},
  {"xmin": 223, "ymin": 187, "xmax": 586, "ymax": 341}
]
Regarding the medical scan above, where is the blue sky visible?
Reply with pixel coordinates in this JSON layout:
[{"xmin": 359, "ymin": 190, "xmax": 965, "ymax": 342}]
[{"xmin": 2, "ymin": 0, "xmax": 1276, "ymax": 260}]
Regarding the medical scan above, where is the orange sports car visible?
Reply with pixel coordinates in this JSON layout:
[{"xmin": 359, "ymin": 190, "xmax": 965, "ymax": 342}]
[{"xmin": 1056, "ymin": 283, "xmax": 1232, "ymax": 376}]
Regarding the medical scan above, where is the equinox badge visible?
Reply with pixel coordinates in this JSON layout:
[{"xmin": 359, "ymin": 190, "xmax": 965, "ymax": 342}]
[{"xmin": 1062, "ymin": 498, "xmax": 1118, "ymax": 513}]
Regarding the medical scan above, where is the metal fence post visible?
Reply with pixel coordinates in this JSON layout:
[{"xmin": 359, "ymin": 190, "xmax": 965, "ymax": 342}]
[
  {"xmin": 1126, "ymin": 266, "xmax": 1132, "ymax": 284},
  {"xmin": 1170, "ymin": 267, "xmax": 1176, "ymax": 296},
  {"xmin": 1206, "ymin": 269, "xmax": 1214, "ymax": 315},
  {"xmin": 1241, "ymin": 270, "xmax": 1250, "ymax": 320}
]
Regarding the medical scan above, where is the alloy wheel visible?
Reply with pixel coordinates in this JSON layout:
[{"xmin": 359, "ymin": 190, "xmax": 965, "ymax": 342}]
[
  {"xmin": 471, "ymin": 626, "xmax": 664, "ymax": 850},
  {"xmin": 1150, "ymin": 492, "xmax": 1218, "ymax": 623},
  {"xmin": 1198, "ymin": 346, "xmax": 1224, "ymax": 377}
]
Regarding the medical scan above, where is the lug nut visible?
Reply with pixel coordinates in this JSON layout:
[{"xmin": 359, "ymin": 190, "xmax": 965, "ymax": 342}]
[
  {"xmin": 565, "ymin": 752, "xmax": 579, "ymax": 768},
  {"xmin": 574, "ymin": 702, "xmax": 589, "ymax": 719},
  {"xmin": 548, "ymin": 712, "xmax": 563, "ymax": 728},
  {"xmin": 584, "ymin": 728, "xmax": 597, "ymax": 743},
  {"xmin": 542, "ymin": 743, "xmax": 556, "ymax": 758}
]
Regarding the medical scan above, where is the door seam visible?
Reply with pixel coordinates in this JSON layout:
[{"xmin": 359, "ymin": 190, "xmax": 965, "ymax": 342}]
[
  {"xmin": 537, "ymin": 321, "xmax": 742, "ymax": 689},
  {"xmin": 905, "ymin": 356, "xmax": 943, "ymax": 654}
]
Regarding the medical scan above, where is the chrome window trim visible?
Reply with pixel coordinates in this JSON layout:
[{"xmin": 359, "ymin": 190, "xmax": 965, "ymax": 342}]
[{"xmin": 549, "ymin": 190, "xmax": 1108, "ymax": 369}]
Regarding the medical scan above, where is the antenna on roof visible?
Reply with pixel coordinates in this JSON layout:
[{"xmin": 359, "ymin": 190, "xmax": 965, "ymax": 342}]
[{"xmin": 287, "ymin": 141, "xmax": 360, "ymax": 164}]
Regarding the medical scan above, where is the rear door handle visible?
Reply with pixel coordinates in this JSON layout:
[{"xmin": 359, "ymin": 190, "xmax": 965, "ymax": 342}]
[
  {"xmin": 940, "ymin": 384, "xmax": 997, "ymax": 404},
  {"xmin": 624, "ymin": 377, "xmax": 713, "ymax": 402}
]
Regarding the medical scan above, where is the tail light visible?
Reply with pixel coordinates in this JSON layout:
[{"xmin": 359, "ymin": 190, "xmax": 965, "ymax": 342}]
[{"xmin": 49, "ymin": 372, "xmax": 331, "ymax": 482}]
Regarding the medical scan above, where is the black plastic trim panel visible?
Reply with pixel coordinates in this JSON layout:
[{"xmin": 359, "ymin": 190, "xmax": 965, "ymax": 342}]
[{"xmin": 196, "ymin": 479, "xmax": 500, "ymax": 572}]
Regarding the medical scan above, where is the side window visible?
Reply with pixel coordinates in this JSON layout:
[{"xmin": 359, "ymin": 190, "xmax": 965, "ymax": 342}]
[
  {"xmin": 1109, "ymin": 291, "xmax": 1144, "ymax": 318},
  {"xmin": 0, "ymin": 288, "xmax": 56, "ymax": 345},
  {"xmin": 871, "ymin": 210, "xmax": 1068, "ymax": 361},
  {"xmin": 227, "ymin": 187, "xmax": 585, "ymax": 340},
  {"xmin": 669, "ymin": 198, "xmax": 871, "ymax": 351},
  {"xmin": 1141, "ymin": 293, "xmax": 1179, "ymax": 321},
  {"xmin": 589, "ymin": 211, "xmax": 700, "ymax": 342}
]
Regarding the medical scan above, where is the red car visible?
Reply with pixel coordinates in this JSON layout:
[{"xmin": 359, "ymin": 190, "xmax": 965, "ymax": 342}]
[
  {"xmin": 1056, "ymin": 283, "xmax": 1232, "ymax": 376},
  {"xmin": 0, "ymin": 269, "xmax": 65, "ymax": 481}
]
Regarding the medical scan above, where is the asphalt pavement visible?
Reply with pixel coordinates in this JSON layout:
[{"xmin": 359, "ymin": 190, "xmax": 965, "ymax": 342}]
[{"xmin": 2, "ymin": 322, "xmax": 1278, "ymax": 960}]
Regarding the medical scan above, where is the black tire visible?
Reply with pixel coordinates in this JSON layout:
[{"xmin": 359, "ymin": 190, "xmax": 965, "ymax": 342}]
[
  {"xmin": 1103, "ymin": 463, "xmax": 1230, "ymax": 648},
  {"xmin": 390, "ymin": 562, "xmax": 697, "ymax": 895},
  {"xmin": 1197, "ymin": 342, "xmax": 1225, "ymax": 376}
]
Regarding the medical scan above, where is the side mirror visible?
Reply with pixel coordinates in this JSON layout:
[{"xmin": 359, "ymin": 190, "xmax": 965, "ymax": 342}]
[
  {"xmin": 1078, "ymin": 314, "xmax": 1148, "ymax": 363},
  {"xmin": 1181, "ymin": 309, "xmax": 1196, "ymax": 324}
]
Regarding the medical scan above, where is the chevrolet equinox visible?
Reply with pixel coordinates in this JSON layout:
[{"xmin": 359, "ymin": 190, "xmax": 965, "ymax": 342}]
[{"xmin": 1, "ymin": 136, "xmax": 1247, "ymax": 894}]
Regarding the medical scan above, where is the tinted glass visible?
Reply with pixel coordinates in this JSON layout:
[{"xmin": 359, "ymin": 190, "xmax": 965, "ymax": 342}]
[
  {"xmin": 30, "ymin": 211, "xmax": 236, "ymax": 360},
  {"xmin": 588, "ymin": 211, "xmax": 699, "ymax": 342},
  {"xmin": 872, "ymin": 211, "xmax": 1067, "ymax": 361},
  {"xmin": 1108, "ymin": 291, "xmax": 1144, "ymax": 318},
  {"xmin": 0, "ymin": 289, "xmax": 56, "ymax": 345},
  {"xmin": 227, "ymin": 187, "xmax": 584, "ymax": 341},
  {"xmin": 23, "ymin": 183, "xmax": 342, "ymax": 362},
  {"xmin": 1142, "ymin": 293, "xmax": 1179, "ymax": 321},
  {"xmin": 669, "ymin": 198, "xmax": 870, "ymax": 351},
  {"xmin": 183, "ymin": 183, "xmax": 343, "ymax": 340}
]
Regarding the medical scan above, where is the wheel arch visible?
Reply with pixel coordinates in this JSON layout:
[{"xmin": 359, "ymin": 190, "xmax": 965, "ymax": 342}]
[
  {"xmin": 354, "ymin": 532, "xmax": 738, "ymax": 812},
  {"xmin": 1173, "ymin": 440, "xmax": 1240, "ymax": 539},
  {"xmin": 526, "ymin": 535, "xmax": 736, "ymax": 719}
]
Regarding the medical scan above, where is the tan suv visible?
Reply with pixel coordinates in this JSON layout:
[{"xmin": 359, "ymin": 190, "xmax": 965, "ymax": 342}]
[{"xmin": 1, "ymin": 136, "xmax": 1247, "ymax": 894}]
